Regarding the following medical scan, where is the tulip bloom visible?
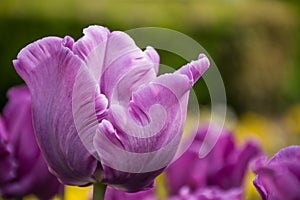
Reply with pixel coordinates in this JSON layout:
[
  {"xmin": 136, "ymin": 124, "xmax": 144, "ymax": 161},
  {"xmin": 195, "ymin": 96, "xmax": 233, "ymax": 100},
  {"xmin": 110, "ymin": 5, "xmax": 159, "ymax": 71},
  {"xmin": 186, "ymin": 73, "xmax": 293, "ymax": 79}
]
[
  {"xmin": 0, "ymin": 86, "xmax": 61, "ymax": 199},
  {"xmin": 166, "ymin": 124, "xmax": 261, "ymax": 196},
  {"xmin": 0, "ymin": 116, "xmax": 15, "ymax": 189},
  {"xmin": 105, "ymin": 185, "xmax": 242, "ymax": 200},
  {"xmin": 168, "ymin": 187, "xmax": 242, "ymax": 200},
  {"xmin": 253, "ymin": 146, "xmax": 300, "ymax": 200},
  {"xmin": 13, "ymin": 25, "xmax": 210, "ymax": 192}
]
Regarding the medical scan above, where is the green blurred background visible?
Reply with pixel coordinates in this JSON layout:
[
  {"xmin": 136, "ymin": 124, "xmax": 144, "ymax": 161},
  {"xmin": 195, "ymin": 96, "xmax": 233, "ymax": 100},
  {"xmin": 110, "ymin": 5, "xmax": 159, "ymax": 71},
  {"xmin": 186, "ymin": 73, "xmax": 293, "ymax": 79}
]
[{"xmin": 0, "ymin": 0, "xmax": 300, "ymax": 199}]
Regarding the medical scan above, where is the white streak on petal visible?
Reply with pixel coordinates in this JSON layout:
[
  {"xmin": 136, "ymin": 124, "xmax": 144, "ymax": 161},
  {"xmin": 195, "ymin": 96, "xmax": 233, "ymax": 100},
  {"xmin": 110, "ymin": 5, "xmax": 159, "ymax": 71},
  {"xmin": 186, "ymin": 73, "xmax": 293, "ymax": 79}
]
[{"xmin": 72, "ymin": 64, "xmax": 106, "ymax": 156}]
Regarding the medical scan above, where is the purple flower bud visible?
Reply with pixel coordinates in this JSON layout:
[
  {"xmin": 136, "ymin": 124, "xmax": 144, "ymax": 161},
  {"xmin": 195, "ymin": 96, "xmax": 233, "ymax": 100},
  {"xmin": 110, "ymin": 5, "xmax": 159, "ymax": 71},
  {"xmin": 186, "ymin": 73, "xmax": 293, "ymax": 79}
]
[
  {"xmin": 166, "ymin": 124, "xmax": 261, "ymax": 195},
  {"xmin": 0, "ymin": 86, "xmax": 62, "ymax": 199},
  {"xmin": 253, "ymin": 146, "xmax": 300, "ymax": 200},
  {"xmin": 104, "ymin": 185, "xmax": 242, "ymax": 200},
  {"xmin": 0, "ymin": 117, "xmax": 16, "ymax": 186},
  {"xmin": 13, "ymin": 25, "xmax": 210, "ymax": 191},
  {"xmin": 169, "ymin": 187, "xmax": 242, "ymax": 200}
]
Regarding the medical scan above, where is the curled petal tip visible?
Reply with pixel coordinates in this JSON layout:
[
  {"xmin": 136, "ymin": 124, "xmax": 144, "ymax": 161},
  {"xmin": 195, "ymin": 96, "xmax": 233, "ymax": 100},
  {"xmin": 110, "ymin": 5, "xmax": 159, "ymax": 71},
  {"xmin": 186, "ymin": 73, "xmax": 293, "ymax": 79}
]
[
  {"xmin": 95, "ymin": 93, "xmax": 108, "ymax": 119},
  {"xmin": 63, "ymin": 36, "xmax": 74, "ymax": 50},
  {"xmin": 195, "ymin": 53, "xmax": 210, "ymax": 75},
  {"xmin": 83, "ymin": 25, "xmax": 110, "ymax": 35},
  {"xmin": 144, "ymin": 46, "xmax": 160, "ymax": 74},
  {"xmin": 198, "ymin": 53, "xmax": 206, "ymax": 59},
  {"xmin": 176, "ymin": 53, "xmax": 210, "ymax": 87}
]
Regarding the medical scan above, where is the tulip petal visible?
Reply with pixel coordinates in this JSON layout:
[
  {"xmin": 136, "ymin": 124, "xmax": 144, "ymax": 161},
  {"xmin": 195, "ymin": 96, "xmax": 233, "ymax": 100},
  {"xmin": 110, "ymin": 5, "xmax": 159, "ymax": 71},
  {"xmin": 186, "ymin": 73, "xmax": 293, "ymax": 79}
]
[
  {"xmin": 13, "ymin": 37, "xmax": 98, "ymax": 185},
  {"xmin": 0, "ymin": 85, "xmax": 62, "ymax": 198},
  {"xmin": 2, "ymin": 86, "xmax": 40, "ymax": 176},
  {"xmin": 0, "ymin": 118, "xmax": 16, "ymax": 185},
  {"xmin": 98, "ymin": 31, "xmax": 158, "ymax": 101},
  {"xmin": 73, "ymin": 25, "xmax": 110, "ymax": 61},
  {"xmin": 269, "ymin": 145, "xmax": 300, "ymax": 164},
  {"xmin": 93, "ymin": 119, "xmax": 168, "ymax": 191},
  {"xmin": 1, "ymin": 152, "xmax": 61, "ymax": 199},
  {"xmin": 214, "ymin": 141, "xmax": 261, "ymax": 189},
  {"xmin": 169, "ymin": 187, "xmax": 243, "ymax": 200},
  {"xmin": 74, "ymin": 27, "xmax": 159, "ymax": 93},
  {"xmin": 73, "ymin": 26, "xmax": 110, "ymax": 81},
  {"xmin": 253, "ymin": 146, "xmax": 300, "ymax": 200}
]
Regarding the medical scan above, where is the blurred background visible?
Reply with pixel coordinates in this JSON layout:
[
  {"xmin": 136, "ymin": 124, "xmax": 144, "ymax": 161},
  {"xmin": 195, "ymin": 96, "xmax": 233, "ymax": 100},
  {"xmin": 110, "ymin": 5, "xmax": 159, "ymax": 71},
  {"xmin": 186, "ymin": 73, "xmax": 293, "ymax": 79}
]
[{"xmin": 0, "ymin": 0, "xmax": 299, "ymax": 199}]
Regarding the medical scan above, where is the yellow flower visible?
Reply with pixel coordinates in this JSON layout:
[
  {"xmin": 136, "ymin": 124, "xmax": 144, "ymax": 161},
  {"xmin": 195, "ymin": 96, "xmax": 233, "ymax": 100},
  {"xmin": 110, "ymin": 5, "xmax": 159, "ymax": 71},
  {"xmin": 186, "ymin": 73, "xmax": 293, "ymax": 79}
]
[
  {"xmin": 64, "ymin": 186, "xmax": 92, "ymax": 200},
  {"xmin": 234, "ymin": 112, "xmax": 284, "ymax": 155}
]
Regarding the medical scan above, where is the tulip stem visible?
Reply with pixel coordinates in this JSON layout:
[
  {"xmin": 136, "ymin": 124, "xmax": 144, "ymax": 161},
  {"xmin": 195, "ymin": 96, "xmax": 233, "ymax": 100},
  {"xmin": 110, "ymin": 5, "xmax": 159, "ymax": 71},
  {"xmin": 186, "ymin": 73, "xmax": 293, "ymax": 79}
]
[{"xmin": 93, "ymin": 182, "xmax": 107, "ymax": 200}]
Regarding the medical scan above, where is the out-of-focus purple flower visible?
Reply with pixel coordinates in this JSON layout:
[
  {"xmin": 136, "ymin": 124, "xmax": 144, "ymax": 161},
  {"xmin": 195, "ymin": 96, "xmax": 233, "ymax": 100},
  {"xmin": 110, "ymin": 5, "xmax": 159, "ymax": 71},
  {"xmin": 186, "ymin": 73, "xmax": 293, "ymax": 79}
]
[
  {"xmin": 0, "ymin": 86, "xmax": 62, "ymax": 199},
  {"xmin": 0, "ymin": 115, "xmax": 15, "ymax": 187},
  {"xmin": 105, "ymin": 186, "xmax": 156, "ymax": 200},
  {"xmin": 166, "ymin": 124, "xmax": 261, "ymax": 196},
  {"xmin": 104, "ymin": 183, "xmax": 242, "ymax": 200},
  {"xmin": 168, "ymin": 186, "xmax": 242, "ymax": 200},
  {"xmin": 104, "ymin": 186, "xmax": 242, "ymax": 200},
  {"xmin": 13, "ymin": 25, "xmax": 210, "ymax": 192},
  {"xmin": 253, "ymin": 146, "xmax": 300, "ymax": 200}
]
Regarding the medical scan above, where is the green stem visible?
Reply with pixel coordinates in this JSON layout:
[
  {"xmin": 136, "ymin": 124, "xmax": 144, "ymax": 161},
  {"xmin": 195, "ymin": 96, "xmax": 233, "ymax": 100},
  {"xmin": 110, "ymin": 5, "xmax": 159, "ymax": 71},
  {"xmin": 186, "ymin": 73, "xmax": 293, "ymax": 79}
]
[{"xmin": 93, "ymin": 182, "xmax": 107, "ymax": 200}]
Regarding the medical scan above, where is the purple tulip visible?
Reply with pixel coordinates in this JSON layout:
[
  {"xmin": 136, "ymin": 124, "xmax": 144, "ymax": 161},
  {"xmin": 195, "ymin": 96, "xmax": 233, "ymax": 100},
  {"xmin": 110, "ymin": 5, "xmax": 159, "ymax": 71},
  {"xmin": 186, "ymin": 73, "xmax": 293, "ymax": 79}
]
[
  {"xmin": 104, "ymin": 184, "xmax": 242, "ymax": 200},
  {"xmin": 0, "ymin": 115, "xmax": 16, "ymax": 187},
  {"xmin": 169, "ymin": 187, "xmax": 242, "ymax": 200},
  {"xmin": 104, "ymin": 186, "xmax": 156, "ymax": 200},
  {"xmin": 253, "ymin": 146, "xmax": 300, "ymax": 200},
  {"xmin": 0, "ymin": 86, "xmax": 62, "ymax": 199},
  {"xmin": 13, "ymin": 25, "xmax": 210, "ymax": 192},
  {"xmin": 166, "ymin": 124, "xmax": 261, "ymax": 196}
]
